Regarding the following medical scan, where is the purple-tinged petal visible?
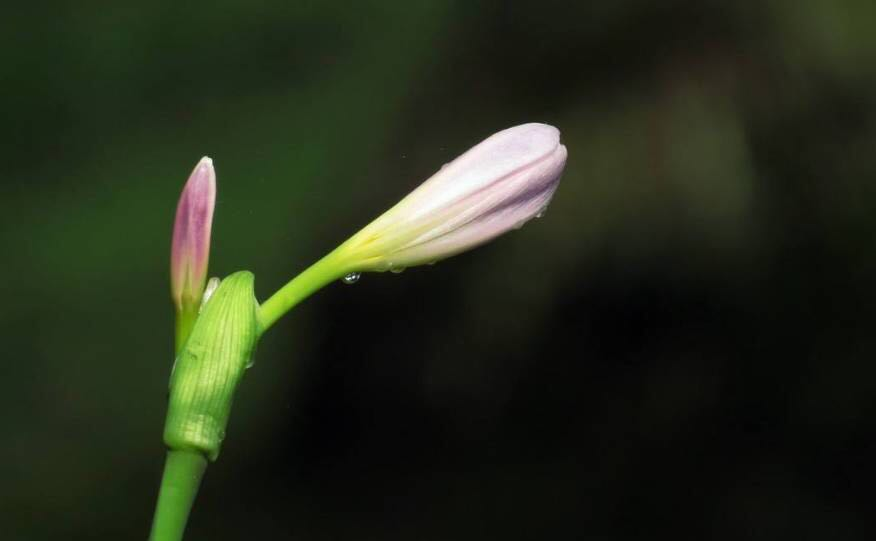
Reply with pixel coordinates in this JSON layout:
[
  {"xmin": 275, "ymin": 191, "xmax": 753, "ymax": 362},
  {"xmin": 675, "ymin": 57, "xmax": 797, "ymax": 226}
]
[
  {"xmin": 335, "ymin": 123, "xmax": 567, "ymax": 271},
  {"xmin": 171, "ymin": 157, "xmax": 216, "ymax": 311}
]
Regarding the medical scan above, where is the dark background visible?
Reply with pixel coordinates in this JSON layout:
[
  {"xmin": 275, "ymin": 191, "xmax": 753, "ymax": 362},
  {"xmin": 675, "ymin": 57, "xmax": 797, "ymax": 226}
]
[{"xmin": 2, "ymin": 1, "xmax": 876, "ymax": 539}]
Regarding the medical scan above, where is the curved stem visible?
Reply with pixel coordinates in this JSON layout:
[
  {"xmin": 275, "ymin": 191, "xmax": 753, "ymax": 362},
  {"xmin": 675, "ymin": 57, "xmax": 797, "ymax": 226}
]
[
  {"xmin": 257, "ymin": 251, "xmax": 349, "ymax": 334},
  {"xmin": 149, "ymin": 450, "xmax": 207, "ymax": 541}
]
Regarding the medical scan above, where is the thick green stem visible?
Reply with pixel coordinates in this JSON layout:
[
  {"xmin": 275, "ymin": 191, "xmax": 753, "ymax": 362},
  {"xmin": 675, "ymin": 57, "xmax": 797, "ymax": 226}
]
[
  {"xmin": 149, "ymin": 450, "xmax": 207, "ymax": 541},
  {"xmin": 257, "ymin": 251, "xmax": 349, "ymax": 334}
]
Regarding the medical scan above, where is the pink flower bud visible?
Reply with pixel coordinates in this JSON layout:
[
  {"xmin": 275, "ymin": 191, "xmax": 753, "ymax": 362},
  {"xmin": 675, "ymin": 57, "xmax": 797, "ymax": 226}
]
[
  {"xmin": 338, "ymin": 123, "xmax": 567, "ymax": 271},
  {"xmin": 171, "ymin": 157, "xmax": 216, "ymax": 312}
]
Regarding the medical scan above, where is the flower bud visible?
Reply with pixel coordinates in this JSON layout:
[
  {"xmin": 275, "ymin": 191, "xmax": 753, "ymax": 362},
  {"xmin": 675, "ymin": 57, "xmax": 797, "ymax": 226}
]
[
  {"xmin": 171, "ymin": 157, "xmax": 216, "ymax": 313},
  {"xmin": 335, "ymin": 123, "xmax": 567, "ymax": 272},
  {"xmin": 164, "ymin": 271, "xmax": 259, "ymax": 461}
]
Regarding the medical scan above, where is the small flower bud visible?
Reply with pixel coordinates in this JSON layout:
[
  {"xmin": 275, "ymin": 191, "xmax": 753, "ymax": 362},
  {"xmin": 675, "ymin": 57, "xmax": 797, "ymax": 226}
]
[
  {"xmin": 336, "ymin": 123, "xmax": 567, "ymax": 272},
  {"xmin": 171, "ymin": 157, "xmax": 216, "ymax": 313}
]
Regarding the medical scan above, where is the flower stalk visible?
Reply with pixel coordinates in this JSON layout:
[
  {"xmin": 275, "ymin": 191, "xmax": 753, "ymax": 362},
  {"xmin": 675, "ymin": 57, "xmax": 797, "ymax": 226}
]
[{"xmin": 149, "ymin": 450, "xmax": 206, "ymax": 541}]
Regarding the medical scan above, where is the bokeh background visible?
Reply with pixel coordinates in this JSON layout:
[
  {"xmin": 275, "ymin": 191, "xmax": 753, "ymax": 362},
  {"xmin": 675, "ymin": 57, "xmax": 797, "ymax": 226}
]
[{"xmin": 2, "ymin": 1, "xmax": 876, "ymax": 539}]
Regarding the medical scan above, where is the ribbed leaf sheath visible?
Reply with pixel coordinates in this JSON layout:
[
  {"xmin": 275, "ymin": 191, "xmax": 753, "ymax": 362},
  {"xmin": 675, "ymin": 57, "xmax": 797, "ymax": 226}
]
[{"xmin": 163, "ymin": 271, "xmax": 259, "ymax": 460}]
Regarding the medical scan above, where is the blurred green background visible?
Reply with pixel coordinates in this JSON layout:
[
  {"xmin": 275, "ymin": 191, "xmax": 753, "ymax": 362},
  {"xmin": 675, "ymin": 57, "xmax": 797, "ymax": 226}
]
[{"xmin": 3, "ymin": 1, "xmax": 876, "ymax": 539}]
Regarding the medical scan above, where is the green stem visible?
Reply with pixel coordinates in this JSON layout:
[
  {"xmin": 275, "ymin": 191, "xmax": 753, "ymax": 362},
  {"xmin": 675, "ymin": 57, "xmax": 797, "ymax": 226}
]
[
  {"xmin": 174, "ymin": 308, "xmax": 197, "ymax": 356},
  {"xmin": 257, "ymin": 250, "xmax": 349, "ymax": 334},
  {"xmin": 149, "ymin": 450, "xmax": 207, "ymax": 541}
]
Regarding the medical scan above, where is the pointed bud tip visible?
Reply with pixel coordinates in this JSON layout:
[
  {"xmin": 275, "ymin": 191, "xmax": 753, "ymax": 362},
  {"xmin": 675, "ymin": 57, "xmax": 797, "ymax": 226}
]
[
  {"xmin": 189, "ymin": 157, "xmax": 216, "ymax": 189},
  {"xmin": 196, "ymin": 156, "xmax": 214, "ymax": 172}
]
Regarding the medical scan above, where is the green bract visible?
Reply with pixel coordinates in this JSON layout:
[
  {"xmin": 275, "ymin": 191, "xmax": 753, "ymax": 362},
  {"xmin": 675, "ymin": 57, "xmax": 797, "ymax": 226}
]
[{"xmin": 163, "ymin": 271, "xmax": 259, "ymax": 461}]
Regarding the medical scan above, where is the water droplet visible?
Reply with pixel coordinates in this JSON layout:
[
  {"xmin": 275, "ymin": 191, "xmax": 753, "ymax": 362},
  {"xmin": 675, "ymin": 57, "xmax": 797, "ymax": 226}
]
[
  {"xmin": 218, "ymin": 429, "xmax": 226, "ymax": 442},
  {"xmin": 513, "ymin": 220, "xmax": 526, "ymax": 230},
  {"xmin": 427, "ymin": 260, "xmax": 437, "ymax": 266},
  {"xmin": 384, "ymin": 261, "xmax": 398, "ymax": 272},
  {"xmin": 390, "ymin": 266, "xmax": 406, "ymax": 274},
  {"xmin": 535, "ymin": 207, "xmax": 548, "ymax": 219},
  {"xmin": 342, "ymin": 272, "xmax": 361, "ymax": 284},
  {"xmin": 245, "ymin": 357, "xmax": 255, "ymax": 369}
]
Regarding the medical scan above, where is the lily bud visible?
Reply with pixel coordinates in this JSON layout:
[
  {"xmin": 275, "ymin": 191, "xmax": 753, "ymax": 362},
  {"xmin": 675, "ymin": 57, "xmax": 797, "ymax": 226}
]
[
  {"xmin": 171, "ymin": 157, "xmax": 216, "ymax": 313},
  {"xmin": 335, "ymin": 123, "xmax": 567, "ymax": 272}
]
